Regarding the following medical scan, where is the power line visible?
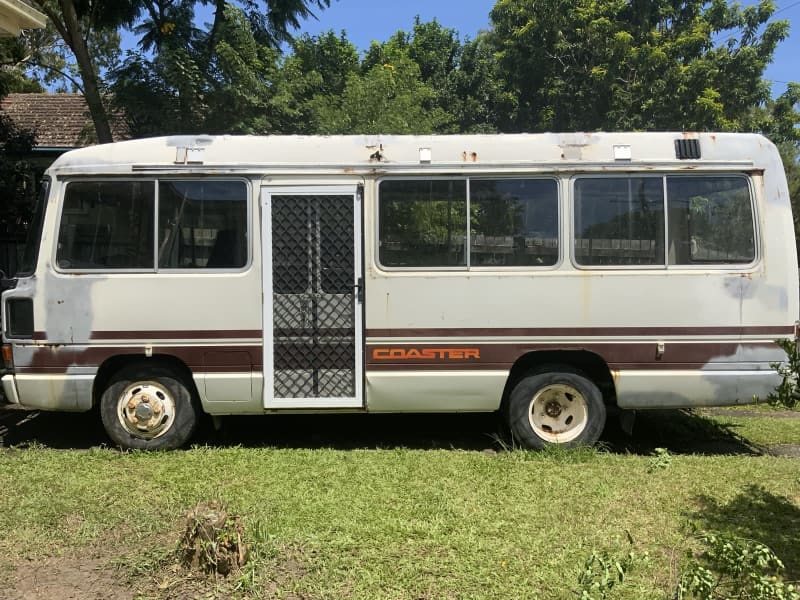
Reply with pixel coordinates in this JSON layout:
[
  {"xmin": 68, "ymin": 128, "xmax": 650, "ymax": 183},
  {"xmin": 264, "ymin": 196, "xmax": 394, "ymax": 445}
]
[{"xmin": 774, "ymin": 0, "xmax": 800, "ymax": 16}]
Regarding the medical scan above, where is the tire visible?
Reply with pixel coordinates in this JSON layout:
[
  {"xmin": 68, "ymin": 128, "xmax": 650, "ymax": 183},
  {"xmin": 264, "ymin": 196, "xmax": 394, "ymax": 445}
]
[
  {"xmin": 99, "ymin": 363, "xmax": 199, "ymax": 450},
  {"xmin": 506, "ymin": 366, "xmax": 606, "ymax": 449}
]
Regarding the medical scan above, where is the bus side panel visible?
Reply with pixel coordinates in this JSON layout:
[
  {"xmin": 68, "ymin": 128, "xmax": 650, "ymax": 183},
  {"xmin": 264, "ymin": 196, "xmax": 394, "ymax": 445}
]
[
  {"xmin": 365, "ymin": 370, "xmax": 508, "ymax": 413},
  {"xmin": 614, "ymin": 369, "xmax": 782, "ymax": 409},
  {"xmin": 363, "ymin": 161, "xmax": 798, "ymax": 411},
  {"xmin": 5, "ymin": 178, "xmax": 264, "ymax": 413}
]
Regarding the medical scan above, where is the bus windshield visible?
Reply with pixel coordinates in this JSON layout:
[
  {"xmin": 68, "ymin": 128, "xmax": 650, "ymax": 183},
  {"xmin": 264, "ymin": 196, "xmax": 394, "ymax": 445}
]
[{"xmin": 17, "ymin": 177, "xmax": 49, "ymax": 277}]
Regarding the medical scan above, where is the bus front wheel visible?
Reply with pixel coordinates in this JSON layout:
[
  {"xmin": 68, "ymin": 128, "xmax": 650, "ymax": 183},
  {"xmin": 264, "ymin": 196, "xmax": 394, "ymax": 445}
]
[
  {"xmin": 99, "ymin": 364, "xmax": 199, "ymax": 450},
  {"xmin": 507, "ymin": 366, "xmax": 606, "ymax": 449}
]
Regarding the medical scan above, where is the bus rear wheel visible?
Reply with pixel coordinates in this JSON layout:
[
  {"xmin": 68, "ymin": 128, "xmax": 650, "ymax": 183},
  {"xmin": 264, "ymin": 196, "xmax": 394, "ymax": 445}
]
[
  {"xmin": 507, "ymin": 366, "xmax": 606, "ymax": 449},
  {"xmin": 99, "ymin": 363, "xmax": 199, "ymax": 450}
]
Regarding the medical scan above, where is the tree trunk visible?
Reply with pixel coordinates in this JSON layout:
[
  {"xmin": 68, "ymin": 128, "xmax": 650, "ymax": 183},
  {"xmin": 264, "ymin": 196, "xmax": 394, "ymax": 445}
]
[{"xmin": 51, "ymin": 0, "xmax": 115, "ymax": 143}]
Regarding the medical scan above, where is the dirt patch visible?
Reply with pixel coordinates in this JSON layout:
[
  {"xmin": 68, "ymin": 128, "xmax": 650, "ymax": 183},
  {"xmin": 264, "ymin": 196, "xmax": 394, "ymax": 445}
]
[
  {"xmin": 764, "ymin": 444, "xmax": 800, "ymax": 457},
  {"xmin": 123, "ymin": 541, "xmax": 314, "ymax": 600},
  {"xmin": 4, "ymin": 553, "xmax": 134, "ymax": 600},
  {"xmin": 3, "ymin": 528, "xmax": 314, "ymax": 600},
  {"xmin": 700, "ymin": 408, "xmax": 800, "ymax": 419}
]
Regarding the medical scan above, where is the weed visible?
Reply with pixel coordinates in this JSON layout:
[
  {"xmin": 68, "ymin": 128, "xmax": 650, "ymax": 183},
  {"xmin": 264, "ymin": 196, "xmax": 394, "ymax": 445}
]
[
  {"xmin": 575, "ymin": 532, "xmax": 648, "ymax": 600},
  {"xmin": 768, "ymin": 339, "xmax": 800, "ymax": 410},
  {"xmin": 232, "ymin": 519, "xmax": 275, "ymax": 594},
  {"xmin": 647, "ymin": 447, "xmax": 672, "ymax": 473},
  {"xmin": 677, "ymin": 532, "xmax": 799, "ymax": 600}
]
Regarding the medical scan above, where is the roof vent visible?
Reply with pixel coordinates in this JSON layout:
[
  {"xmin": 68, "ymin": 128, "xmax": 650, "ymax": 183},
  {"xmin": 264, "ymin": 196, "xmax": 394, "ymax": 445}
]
[{"xmin": 675, "ymin": 138, "xmax": 701, "ymax": 160}]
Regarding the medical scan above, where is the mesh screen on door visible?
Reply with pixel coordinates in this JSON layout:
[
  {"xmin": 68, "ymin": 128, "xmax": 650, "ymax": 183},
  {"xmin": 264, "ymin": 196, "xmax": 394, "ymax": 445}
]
[{"xmin": 271, "ymin": 195, "xmax": 356, "ymax": 398}]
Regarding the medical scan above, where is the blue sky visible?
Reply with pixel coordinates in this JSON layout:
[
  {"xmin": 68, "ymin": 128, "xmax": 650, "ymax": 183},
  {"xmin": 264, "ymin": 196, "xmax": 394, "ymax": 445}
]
[{"xmin": 279, "ymin": 0, "xmax": 799, "ymax": 98}]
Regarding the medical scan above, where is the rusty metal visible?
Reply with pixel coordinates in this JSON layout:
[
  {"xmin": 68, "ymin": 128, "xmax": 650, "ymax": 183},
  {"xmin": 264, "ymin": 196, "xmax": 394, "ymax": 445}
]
[{"xmin": 117, "ymin": 381, "xmax": 176, "ymax": 439}]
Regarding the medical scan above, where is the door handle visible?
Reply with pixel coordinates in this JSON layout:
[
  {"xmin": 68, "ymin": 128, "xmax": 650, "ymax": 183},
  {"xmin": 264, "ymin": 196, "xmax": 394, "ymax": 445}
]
[{"xmin": 354, "ymin": 277, "xmax": 364, "ymax": 303}]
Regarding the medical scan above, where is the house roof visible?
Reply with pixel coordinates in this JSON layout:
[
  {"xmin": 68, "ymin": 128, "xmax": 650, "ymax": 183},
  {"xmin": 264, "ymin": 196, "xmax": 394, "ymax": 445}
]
[
  {"xmin": 0, "ymin": 0, "xmax": 46, "ymax": 36},
  {"xmin": 0, "ymin": 93, "xmax": 129, "ymax": 149}
]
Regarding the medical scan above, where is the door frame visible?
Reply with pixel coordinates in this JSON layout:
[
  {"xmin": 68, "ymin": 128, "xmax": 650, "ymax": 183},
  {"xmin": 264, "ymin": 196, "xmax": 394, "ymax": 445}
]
[{"xmin": 261, "ymin": 185, "xmax": 364, "ymax": 409}]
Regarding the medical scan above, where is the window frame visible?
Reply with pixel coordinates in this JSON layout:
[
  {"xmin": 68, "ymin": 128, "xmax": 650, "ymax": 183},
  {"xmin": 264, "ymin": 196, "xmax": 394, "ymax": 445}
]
[
  {"xmin": 664, "ymin": 173, "xmax": 758, "ymax": 269},
  {"xmin": 53, "ymin": 176, "xmax": 252, "ymax": 274},
  {"xmin": 569, "ymin": 173, "xmax": 759, "ymax": 271},
  {"xmin": 155, "ymin": 177, "xmax": 252, "ymax": 273},
  {"xmin": 375, "ymin": 175, "xmax": 562, "ymax": 272}
]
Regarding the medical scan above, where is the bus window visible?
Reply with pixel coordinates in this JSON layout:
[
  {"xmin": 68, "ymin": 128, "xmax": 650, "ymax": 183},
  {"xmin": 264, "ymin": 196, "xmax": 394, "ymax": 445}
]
[
  {"xmin": 57, "ymin": 181, "xmax": 155, "ymax": 270},
  {"xmin": 157, "ymin": 180, "xmax": 248, "ymax": 269},
  {"xmin": 666, "ymin": 176, "xmax": 755, "ymax": 264},
  {"xmin": 573, "ymin": 177, "xmax": 665, "ymax": 267},
  {"xmin": 378, "ymin": 179, "xmax": 467, "ymax": 268},
  {"xmin": 470, "ymin": 178, "xmax": 559, "ymax": 267}
]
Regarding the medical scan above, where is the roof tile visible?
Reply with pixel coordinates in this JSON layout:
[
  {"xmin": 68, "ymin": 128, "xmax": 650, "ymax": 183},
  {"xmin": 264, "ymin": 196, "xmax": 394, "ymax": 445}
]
[{"xmin": 0, "ymin": 93, "xmax": 129, "ymax": 148}]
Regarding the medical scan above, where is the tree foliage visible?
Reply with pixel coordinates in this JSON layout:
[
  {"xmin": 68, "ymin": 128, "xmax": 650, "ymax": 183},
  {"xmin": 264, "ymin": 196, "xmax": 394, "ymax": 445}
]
[
  {"xmin": 24, "ymin": 0, "xmax": 137, "ymax": 142},
  {"xmin": 0, "ymin": 109, "xmax": 37, "ymax": 231},
  {"xmin": 1, "ymin": 0, "xmax": 797, "ymax": 164},
  {"xmin": 10, "ymin": 0, "xmax": 332, "ymax": 142},
  {"xmin": 1, "ymin": 0, "xmax": 798, "ymax": 271},
  {"xmin": 488, "ymin": 0, "xmax": 790, "ymax": 133},
  {"xmin": 111, "ymin": 3, "xmax": 282, "ymax": 136}
]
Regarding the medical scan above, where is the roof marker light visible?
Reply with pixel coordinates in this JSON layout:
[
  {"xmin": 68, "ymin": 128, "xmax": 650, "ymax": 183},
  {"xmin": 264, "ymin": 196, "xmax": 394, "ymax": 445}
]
[
  {"xmin": 186, "ymin": 147, "xmax": 205, "ymax": 164},
  {"xmin": 613, "ymin": 145, "xmax": 632, "ymax": 161}
]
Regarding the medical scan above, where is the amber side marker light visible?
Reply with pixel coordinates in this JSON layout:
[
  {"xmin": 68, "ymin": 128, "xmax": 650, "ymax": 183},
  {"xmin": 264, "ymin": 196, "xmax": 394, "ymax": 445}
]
[{"xmin": 2, "ymin": 344, "xmax": 13, "ymax": 369}]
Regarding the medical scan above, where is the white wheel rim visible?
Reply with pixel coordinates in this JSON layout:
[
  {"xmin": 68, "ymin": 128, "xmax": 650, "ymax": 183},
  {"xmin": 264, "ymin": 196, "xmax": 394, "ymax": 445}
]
[
  {"xmin": 528, "ymin": 383, "xmax": 589, "ymax": 444},
  {"xmin": 116, "ymin": 381, "xmax": 176, "ymax": 440}
]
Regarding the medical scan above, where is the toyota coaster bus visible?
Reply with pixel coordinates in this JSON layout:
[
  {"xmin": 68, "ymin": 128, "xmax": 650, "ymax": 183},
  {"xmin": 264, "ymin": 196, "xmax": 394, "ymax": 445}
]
[{"xmin": 1, "ymin": 132, "xmax": 796, "ymax": 449}]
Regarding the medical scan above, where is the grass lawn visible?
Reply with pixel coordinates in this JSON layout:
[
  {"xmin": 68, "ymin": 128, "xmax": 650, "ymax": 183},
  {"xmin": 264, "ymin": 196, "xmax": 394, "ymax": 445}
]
[{"xmin": 0, "ymin": 409, "xmax": 798, "ymax": 599}]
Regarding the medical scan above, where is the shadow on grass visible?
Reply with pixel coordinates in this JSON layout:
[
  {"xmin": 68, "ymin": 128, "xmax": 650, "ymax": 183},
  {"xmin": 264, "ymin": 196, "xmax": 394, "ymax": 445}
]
[
  {"xmin": 1, "ymin": 405, "xmax": 761, "ymax": 455},
  {"xmin": 689, "ymin": 484, "xmax": 800, "ymax": 581},
  {"xmin": 0, "ymin": 407, "xmax": 504, "ymax": 451},
  {"xmin": 603, "ymin": 408, "xmax": 760, "ymax": 456}
]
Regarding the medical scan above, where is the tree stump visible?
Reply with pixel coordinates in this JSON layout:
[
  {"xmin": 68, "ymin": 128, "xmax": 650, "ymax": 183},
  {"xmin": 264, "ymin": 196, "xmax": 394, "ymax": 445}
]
[{"xmin": 179, "ymin": 500, "xmax": 248, "ymax": 576}]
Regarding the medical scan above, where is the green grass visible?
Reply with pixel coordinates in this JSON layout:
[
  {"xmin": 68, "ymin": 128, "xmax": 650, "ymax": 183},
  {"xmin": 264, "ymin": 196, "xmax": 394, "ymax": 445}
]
[
  {"xmin": 702, "ymin": 414, "xmax": 800, "ymax": 446},
  {"xmin": 0, "ymin": 410, "xmax": 798, "ymax": 599}
]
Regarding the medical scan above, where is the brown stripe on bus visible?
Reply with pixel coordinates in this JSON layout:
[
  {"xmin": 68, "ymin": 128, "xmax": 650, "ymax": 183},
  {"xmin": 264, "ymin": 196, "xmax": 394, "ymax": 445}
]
[
  {"xmin": 365, "ymin": 341, "xmax": 778, "ymax": 368},
  {"xmin": 21, "ymin": 344, "xmax": 262, "ymax": 372},
  {"xmin": 364, "ymin": 325, "xmax": 795, "ymax": 338}
]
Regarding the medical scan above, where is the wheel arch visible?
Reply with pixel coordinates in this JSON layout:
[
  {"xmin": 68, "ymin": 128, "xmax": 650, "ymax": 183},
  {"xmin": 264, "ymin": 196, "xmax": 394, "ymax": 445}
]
[
  {"xmin": 92, "ymin": 353, "xmax": 201, "ymax": 409},
  {"xmin": 500, "ymin": 349, "xmax": 616, "ymax": 413}
]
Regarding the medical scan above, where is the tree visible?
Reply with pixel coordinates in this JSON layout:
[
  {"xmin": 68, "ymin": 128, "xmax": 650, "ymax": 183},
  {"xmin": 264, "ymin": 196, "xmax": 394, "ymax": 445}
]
[
  {"xmin": 451, "ymin": 34, "xmax": 510, "ymax": 133},
  {"xmin": 312, "ymin": 52, "xmax": 451, "ymax": 134},
  {"xmin": 0, "ymin": 39, "xmax": 45, "ymax": 95},
  {"xmin": 0, "ymin": 42, "xmax": 45, "ymax": 268},
  {"xmin": 274, "ymin": 24, "xmax": 460, "ymax": 135},
  {"xmin": 488, "ymin": 0, "xmax": 791, "ymax": 133},
  {"xmin": 271, "ymin": 30, "xmax": 360, "ymax": 133},
  {"xmin": 760, "ymin": 84, "xmax": 800, "ymax": 238},
  {"xmin": 0, "ymin": 106, "xmax": 37, "ymax": 236},
  {"xmin": 27, "ymin": 0, "xmax": 138, "ymax": 143},
  {"xmin": 111, "ymin": 4, "xmax": 282, "ymax": 136},
  {"xmin": 17, "ymin": 0, "xmax": 332, "ymax": 143}
]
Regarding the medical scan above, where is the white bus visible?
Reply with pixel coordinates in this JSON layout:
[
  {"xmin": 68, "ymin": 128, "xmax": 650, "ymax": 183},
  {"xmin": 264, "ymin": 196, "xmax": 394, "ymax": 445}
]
[{"xmin": 1, "ymin": 132, "xmax": 796, "ymax": 450}]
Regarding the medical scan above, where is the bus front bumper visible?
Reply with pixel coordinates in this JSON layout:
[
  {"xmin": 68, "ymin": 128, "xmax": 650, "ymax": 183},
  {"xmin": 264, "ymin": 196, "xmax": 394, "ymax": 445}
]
[{"xmin": 1, "ymin": 374, "xmax": 20, "ymax": 405}]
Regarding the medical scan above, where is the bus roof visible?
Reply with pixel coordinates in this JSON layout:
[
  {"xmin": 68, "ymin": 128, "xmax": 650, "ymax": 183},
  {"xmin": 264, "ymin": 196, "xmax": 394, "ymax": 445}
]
[{"xmin": 46, "ymin": 132, "xmax": 777, "ymax": 175}]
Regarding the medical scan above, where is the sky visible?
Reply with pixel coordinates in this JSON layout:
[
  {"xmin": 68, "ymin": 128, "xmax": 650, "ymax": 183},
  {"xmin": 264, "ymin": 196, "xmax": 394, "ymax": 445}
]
[{"xmin": 278, "ymin": 0, "xmax": 799, "ymax": 98}]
